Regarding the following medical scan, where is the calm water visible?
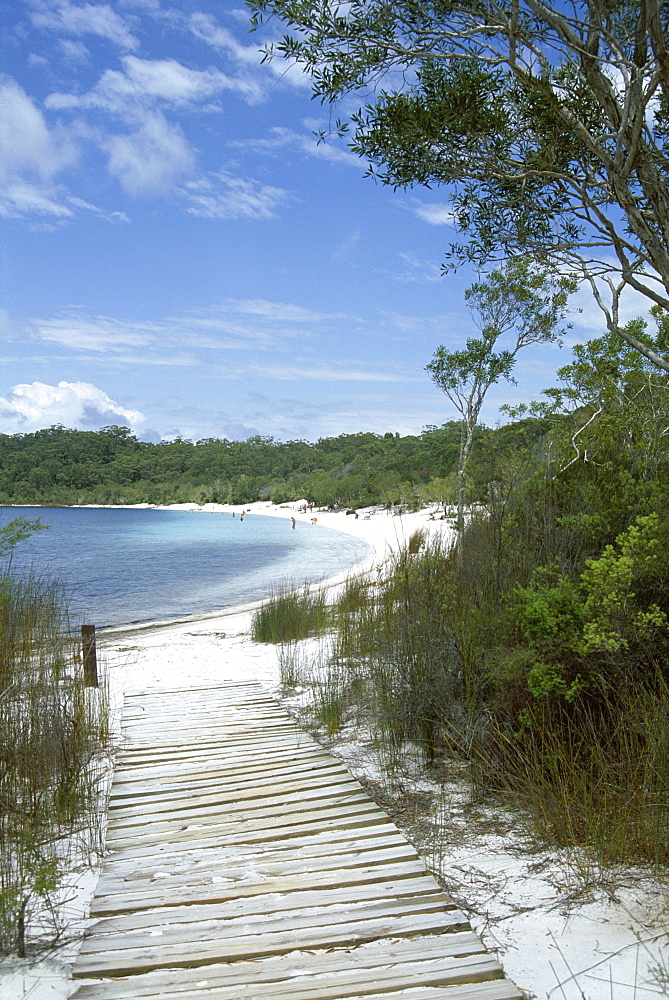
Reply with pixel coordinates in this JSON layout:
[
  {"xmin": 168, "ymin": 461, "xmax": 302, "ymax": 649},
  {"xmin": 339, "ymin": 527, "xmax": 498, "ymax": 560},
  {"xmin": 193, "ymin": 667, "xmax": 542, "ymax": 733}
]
[{"xmin": 0, "ymin": 506, "xmax": 370, "ymax": 628}]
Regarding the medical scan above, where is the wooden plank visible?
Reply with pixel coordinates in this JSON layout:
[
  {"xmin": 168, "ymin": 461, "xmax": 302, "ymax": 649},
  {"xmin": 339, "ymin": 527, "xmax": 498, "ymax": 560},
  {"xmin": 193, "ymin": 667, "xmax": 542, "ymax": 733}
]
[
  {"xmin": 103, "ymin": 821, "xmax": 406, "ymax": 864},
  {"xmin": 105, "ymin": 787, "xmax": 374, "ymax": 830},
  {"xmin": 74, "ymin": 953, "xmax": 503, "ymax": 1000},
  {"xmin": 116, "ymin": 738, "xmax": 319, "ymax": 763},
  {"xmin": 74, "ymin": 908, "xmax": 470, "ymax": 977},
  {"xmin": 120, "ymin": 732, "xmax": 305, "ymax": 747},
  {"xmin": 94, "ymin": 846, "xmax": 423, "ymax": 901},
  {"xmin": 104, "ymin": 797, "xmax": 383, "ymax": 840},
  {"xmin": 70, "ymin": 933, "xmax": 492, "ymax": 1000},
  {"xmin": 112, "ymin": 748, "xmax": 333, "ymax": 777},
  {"xmin": 121, "ymin": 707, "xmax": 290, "ymax": 723},
  {"xmin": 79, "ymin": 895, "xmax": 453, "ymax": 957},
  {"xmin": 104, "ymin": 799, "xmax": 386, "ymax": 847},
  {"xmin": 100, "ymin": 838, "xmax": 418, "ymax": 878},
  {"xmin": 73, "ymin": 681, "xmax": 520, "ymax": 1000},
  {"xmin": 109, "ymin": 754, "xmax": 340, "ymax": 793},
  {"xmin": 103, "ymin": 810, "xmax": 393, "ymax": 862},
  {"xmin": 89, "ymin": 860, "xmax": 437, "ymax": 916},
  {"xmin": 81, "ymin": 877, "xmax": 445, "ymax": 934},
  {"xmin": 101, "ymin": 827, "xmax": 414, "ymax": 875},
  {"xmin": 106, "ymin": 769, "xmax": 361, "ymax": 817}
]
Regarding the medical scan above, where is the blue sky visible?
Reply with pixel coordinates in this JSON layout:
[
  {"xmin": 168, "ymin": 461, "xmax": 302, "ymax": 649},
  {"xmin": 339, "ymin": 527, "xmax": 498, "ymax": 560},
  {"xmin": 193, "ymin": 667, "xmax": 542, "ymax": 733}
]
[{"xmin": 0, "ymin": 0, "xmax": 646, "ymax": 443}]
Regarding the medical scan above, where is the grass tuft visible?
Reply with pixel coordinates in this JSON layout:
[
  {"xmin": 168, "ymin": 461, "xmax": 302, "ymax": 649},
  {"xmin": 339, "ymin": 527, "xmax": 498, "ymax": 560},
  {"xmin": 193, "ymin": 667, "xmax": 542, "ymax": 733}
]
[
  {"xmin": 0, "ymin": 568, "xmax": 110, "ymax": 955},
  {"xmin": 251, "ymin": 582, "xmax": 330, "ymax": 644}
]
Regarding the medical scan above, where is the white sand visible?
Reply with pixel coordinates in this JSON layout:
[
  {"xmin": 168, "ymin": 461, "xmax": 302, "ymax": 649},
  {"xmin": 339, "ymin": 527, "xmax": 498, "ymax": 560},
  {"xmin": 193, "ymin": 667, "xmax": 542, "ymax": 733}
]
[{"xmin": 1, "ymin": 502, "xmax": 667, "ymax": 1000}]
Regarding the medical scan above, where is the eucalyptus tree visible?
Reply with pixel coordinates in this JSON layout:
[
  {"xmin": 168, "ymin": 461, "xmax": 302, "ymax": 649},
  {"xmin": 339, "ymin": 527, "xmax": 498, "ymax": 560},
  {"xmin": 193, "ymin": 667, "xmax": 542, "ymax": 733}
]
[
  {"xmin": 427, "ymin": 257, "xmax": 572, "ymax": 526},
  {"xmin": 251, "ymin": 0, "xmax": 669, "ymax": 371}
]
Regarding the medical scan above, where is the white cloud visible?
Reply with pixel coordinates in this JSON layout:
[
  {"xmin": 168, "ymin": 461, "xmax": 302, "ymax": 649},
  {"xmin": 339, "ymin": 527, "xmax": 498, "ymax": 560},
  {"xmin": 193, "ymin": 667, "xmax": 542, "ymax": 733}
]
[
  {"xmin": 0, "ymin": 381, "xmax": 144, "ymax": 434},
  {"xmin": 333, "ymin": 228, "xmax": 362, "ymax": 261},
  {"xmin": 413, "ymin": 202, "xmax": 455, "ymax": 226},
  {"xmin": 59, "ymin": 38, "xmax": 89, "ymax": 64},
  {"xmin": 234, "ymin": 126, "xmax": 361, "ymax": 167},
  {"xmin": 29, "ymin": 301, "xmax": 329, "ymax": 360},
  {"xmin": 227, "ymin": 299, "xmax": 340, "ymax": 323},
  {"xmin": 382, "ymin": 309, "xmax": 467, "ymax": 341},
  {"xmin": 0, "ymin": 77, "xmax": 79, "ymax": 218},
  {"xmin": 246, "ymin": 362, "xmax": 422, "ymax": 382},
  {"xmin": 66, "ymin": 195, "xmax": 130, "ymax": 223},
  {"xmin": 188, "ymin": 12, "xmax": 310, "ymax": 89},
  {"xmin": 35, "ymin": 314, "xmax": 155, "ymax": 352},
  {"xmin": 188, "ymin": 12, "xmax": 264, "ymax": 67},
  {"xmin": 103, "ymin": 113, "xmax": 195, "ymax": 196},
  {"xmin": 30, "ymin": 1, "xmax": 139, "ymax": 51},
  {"xmin": 393, "ymin": 252, "xmax": 444, "ymax": 284},
  {"xmin": 182, "ymin": 171, "xmax": 290, "ymax": 220},
  {"xmin": 46, "ymin": 55, "xmax": 263, "ymax": 114}
]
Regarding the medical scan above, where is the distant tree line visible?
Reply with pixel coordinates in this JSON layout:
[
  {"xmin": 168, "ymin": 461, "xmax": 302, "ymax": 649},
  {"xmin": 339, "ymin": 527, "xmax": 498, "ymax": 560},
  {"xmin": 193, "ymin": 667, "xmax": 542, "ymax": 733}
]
[{"xmin": 0, "ymin": 419, "xmax": 552, "ymax": 509}]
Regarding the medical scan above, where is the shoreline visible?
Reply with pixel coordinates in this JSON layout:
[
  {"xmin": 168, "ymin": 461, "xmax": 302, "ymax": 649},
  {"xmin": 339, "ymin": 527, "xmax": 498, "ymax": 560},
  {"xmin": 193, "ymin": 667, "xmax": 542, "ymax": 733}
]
[
  {"xmin": 5, "ymin": 498, "xmax": 454, "ymax": 634},
  {"xmin": 88, "ymin": 499, "xmax": 453, "ymax": 637}
]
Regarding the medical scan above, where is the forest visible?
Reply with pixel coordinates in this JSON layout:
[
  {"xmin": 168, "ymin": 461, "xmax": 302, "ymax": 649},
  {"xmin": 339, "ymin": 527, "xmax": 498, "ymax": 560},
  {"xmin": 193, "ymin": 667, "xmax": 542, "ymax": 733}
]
[{"xmin": 0, "ymin": 417, "xmax": 551, "ymax": 509}]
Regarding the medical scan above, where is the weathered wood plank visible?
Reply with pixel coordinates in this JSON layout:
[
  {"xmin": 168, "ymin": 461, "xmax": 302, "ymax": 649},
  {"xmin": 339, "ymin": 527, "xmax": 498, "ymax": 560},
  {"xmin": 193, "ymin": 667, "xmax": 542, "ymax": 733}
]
[
  {"xmin": 74, "ymin": 908, "xmax": 471, "ymax": 977},
  {"xmin": 70, "ymin": 933, "xmax": 492, "ymax": 1000},
  {"xmin": 109, "ymin": 754, "xmax": 340, "ymax": 794},
  {"xmin": 75, "ymin": 952, "xmax": 503, "ymax": 999},
  {"xmin": 106, "ymin": 769, "xmax": 361, "ymax": 818},
  {"xmin": 103, "ymin": 821, "xmax": 406, "ymax": 868},
  {"xmin": 100, "ymin": 828, "xmax": 414, "ymax": 876},
  {"xmin": 90, "ymin": 859, "xmax": 434, "ymax": 915},
  {"xmin": 94, "ymin": 844, "xmax": 422, "ymax": 899},
  {"xmin": 79, "ymin": 895, "xmax": 454, "ymax": 957},
  {"xmin": 81, "ymin": 877, "xmax": 445, "ymax": 934},
  {"xmin": 72, "ymin": 680, "xmax": 520, "ymax": 1000},
  {"xmin": 103, "ymin": 810, "xmax": 392, "ymax": 862},
  {"xmin": 104, "ymin": 799, "xmax": 386, "ymax": 847}
]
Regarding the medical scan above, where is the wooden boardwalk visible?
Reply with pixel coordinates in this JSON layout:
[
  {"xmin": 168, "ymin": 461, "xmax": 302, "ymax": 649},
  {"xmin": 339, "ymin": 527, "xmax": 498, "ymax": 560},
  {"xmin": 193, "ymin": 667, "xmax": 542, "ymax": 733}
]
[{"xmin": 71, "ymin": 681, "xmax": 521, "ymax": 1000}]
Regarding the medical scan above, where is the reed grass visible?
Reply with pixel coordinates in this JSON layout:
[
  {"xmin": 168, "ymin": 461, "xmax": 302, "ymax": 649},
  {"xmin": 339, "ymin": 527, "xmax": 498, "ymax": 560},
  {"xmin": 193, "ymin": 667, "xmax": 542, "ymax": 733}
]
[
  {"xmin": 481, "ymin": 676, "xmax": 669, "ymax": 870},
  {"xmin": 0, "ymin": 568, "xmax": 110, "ymax": 956},
  {"xmin": 328, "ymin": 537, "xmax": 463, "ymax": 759},
  {"xmin": 251, "ymin": 581, "xmax": 330, "ymax": 644}
]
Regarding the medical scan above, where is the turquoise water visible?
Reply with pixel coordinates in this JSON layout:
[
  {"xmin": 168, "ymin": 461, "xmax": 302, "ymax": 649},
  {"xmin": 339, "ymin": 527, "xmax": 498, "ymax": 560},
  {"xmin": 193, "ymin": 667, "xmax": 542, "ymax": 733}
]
[{"xmin": 0, "ymin": 506, "xmax": 370, "ymax": 628}]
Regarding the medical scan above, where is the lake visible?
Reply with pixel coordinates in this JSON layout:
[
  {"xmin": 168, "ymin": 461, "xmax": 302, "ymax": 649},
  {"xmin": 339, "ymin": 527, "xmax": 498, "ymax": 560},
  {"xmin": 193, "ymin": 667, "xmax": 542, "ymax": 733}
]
[{"xmin": 0, "ymin": 506, "xmax": 370, "ymax": 628}]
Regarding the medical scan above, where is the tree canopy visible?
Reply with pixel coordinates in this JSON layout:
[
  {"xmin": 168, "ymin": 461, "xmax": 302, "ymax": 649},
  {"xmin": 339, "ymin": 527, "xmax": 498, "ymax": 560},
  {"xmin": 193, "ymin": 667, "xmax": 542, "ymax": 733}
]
[
  {"xmin": 0, "ymin": 422, "xmax": 549, "ymax": 510},
  {"xmin": 251, "ymin": 0, "xmax": 669, "ymax": 370},
  {"xmin": 427, "ymin": 256, "xmax": 572, "ymax": 523}
]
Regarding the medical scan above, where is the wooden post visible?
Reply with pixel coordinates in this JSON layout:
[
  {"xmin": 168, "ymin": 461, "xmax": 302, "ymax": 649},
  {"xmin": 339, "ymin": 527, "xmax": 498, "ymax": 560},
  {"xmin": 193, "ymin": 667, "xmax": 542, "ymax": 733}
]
[{"xmin": 82, "ymin": 624, "xmax": 98, "ymax": 687}]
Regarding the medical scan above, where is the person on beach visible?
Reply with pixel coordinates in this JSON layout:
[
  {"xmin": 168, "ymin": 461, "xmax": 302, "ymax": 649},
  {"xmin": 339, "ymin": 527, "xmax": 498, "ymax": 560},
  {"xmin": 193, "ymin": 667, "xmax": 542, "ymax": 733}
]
[{"xmin": 291, "ymin": 517, "xmax": 296, "ymax": 529}]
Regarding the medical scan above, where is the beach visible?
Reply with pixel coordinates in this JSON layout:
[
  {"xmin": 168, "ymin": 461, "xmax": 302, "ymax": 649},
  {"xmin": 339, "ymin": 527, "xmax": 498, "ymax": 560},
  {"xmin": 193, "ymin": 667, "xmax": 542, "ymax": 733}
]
[
  {"xmin": 96, "ymin": 501, "xmax": 451, "ymax": 737},
  {"xmin": 1, "ymin": 501, "xmax": 667, "ymax": 1000}
]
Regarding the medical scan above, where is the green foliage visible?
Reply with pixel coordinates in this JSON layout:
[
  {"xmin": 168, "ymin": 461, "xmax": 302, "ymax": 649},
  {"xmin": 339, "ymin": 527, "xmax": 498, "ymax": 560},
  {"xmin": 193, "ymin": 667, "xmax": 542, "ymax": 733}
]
[
  {"xmin": 251, "ymin": 583, "xmax": 330, "ymax": 644},
  {"xmin": 0, "ymin": 420, "xmax": 550, "ymax": 510},
  {"xmin": 579, "ymin": 515, "xmax": 668, "ymax": 656},
  {"xmin": 286, "ymin": 324, "xmax": 669, "ymax": 865},
  {"xmin": 0, "ymin": 517, "xmax": 47, "ymax": 559},
  {"xmin": 427, "ymin": 257, "xmax": 572, "ymax": 524},
  {"xmin": 252, "ymin": 0, "xmax": 669, "ymax": 369}
]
